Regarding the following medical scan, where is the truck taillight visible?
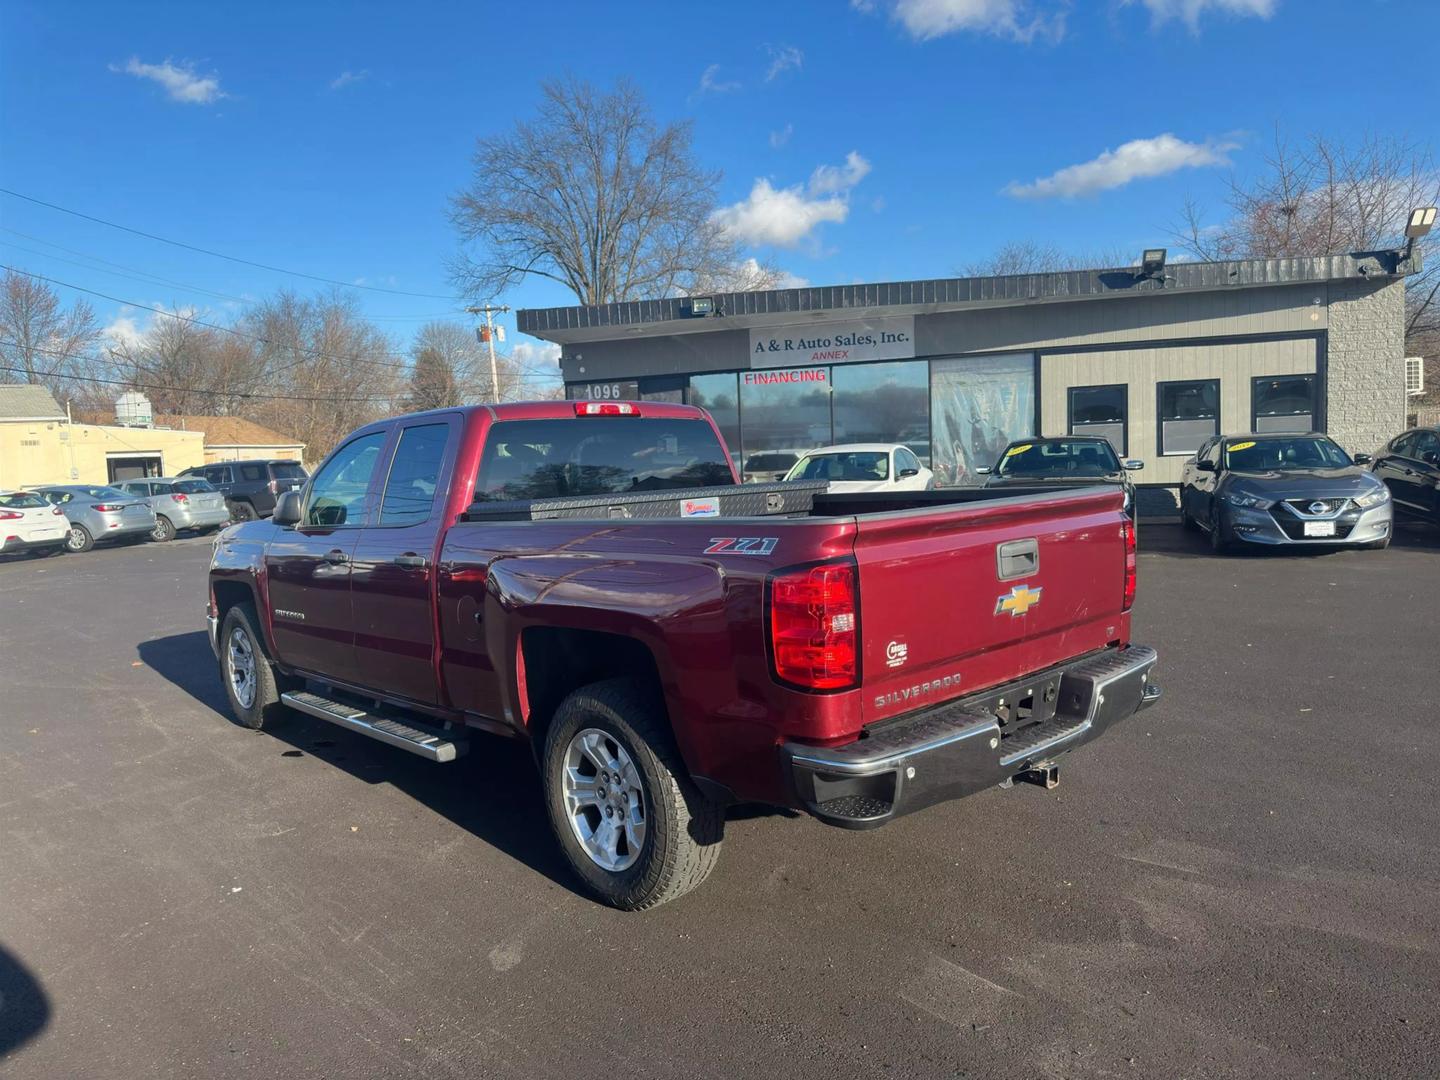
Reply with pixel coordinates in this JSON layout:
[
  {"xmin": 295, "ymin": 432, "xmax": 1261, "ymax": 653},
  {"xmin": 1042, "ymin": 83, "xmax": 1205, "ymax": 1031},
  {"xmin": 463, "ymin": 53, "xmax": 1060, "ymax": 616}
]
[
  {"xmin": 171, "ymin": 493, "xmax": 190, "ymax": 504},
  {"xmin": 768, "ymin": 561, "xmax": 859, "ymax": 691},
  {"xmin": 1122, "ymin": 519, "xmax": 1137, "ymax": 612},
  {"xmin": 573, "ymin": 401, "xmax": 639, "ymax": 416}
]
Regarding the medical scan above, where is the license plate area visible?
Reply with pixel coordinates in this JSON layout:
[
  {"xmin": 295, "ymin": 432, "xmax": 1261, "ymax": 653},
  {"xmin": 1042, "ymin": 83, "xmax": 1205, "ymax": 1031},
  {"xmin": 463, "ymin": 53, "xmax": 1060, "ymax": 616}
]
[{"xmin": 1303, "ymin": 521, "xmax": 1336, "ymax": 537}]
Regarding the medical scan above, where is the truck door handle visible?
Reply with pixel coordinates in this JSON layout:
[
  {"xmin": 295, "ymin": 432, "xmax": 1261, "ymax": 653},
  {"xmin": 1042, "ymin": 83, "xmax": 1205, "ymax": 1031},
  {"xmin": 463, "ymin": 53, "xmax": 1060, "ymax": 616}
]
[
  {"xmin": 322, "ymin": 549, "xmax": 349, "ymax": 564},
  {"xmin": 394, "ymin": 554, "xmax": 429, "ymax": 568}
]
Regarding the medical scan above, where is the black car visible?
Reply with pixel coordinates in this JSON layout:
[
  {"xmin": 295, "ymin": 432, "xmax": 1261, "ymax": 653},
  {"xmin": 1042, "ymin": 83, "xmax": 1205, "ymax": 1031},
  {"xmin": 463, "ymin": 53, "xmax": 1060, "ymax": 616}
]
[
  {"xmin": 1369, "ymin": 426, "xmax": 1440, "ymax": 527},
  {"xmin": 179, "ymin": 459, "xmax": 307, "ymax": 520},
  {"xmin": 979, "ymin": 437, "xmax": 1143, "ymax": 520},
  {"xmin": 1179, "ymin": 433, "xmax": 1393, "ymax": 553}
]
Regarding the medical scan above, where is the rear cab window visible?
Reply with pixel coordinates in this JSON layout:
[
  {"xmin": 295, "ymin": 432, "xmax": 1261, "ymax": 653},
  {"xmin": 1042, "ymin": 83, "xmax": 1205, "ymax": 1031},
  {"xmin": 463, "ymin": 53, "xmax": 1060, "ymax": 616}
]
[
  {"xmin": 379, "ymin": 424, "xmax": 450, "ymax": 526},
  {"xmin": 475, "ymin": 417, "xmax": 733, "ymax": 501}
]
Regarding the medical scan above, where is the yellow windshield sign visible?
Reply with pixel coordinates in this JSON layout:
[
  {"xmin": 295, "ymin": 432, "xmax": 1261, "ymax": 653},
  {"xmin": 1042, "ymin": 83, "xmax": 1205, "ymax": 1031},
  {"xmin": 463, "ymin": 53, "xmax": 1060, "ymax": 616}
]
[
  {"xmin": 1228, "ymin": 441, "xmax": 1257, "ymax": 452},
  {"xmin": 1005, "ymin": 444, "xmax": 1033, "ymax": 457}
]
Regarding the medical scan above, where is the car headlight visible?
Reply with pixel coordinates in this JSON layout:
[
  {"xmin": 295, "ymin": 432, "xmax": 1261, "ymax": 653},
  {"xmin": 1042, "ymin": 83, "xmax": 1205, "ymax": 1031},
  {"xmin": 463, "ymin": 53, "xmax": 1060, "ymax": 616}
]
[
  {"xmin": 1222, "ymin": 491, "xmax": 1272, "ymax": 509},
  {"xmin": 1354, "ymin": 486, "xmax": 1390, "ymax": 509}
]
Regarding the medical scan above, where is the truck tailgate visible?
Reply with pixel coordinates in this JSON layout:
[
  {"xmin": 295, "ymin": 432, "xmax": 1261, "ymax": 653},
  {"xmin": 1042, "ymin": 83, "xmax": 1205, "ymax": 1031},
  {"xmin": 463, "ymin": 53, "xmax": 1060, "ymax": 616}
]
[{"xmin": 852, "ymin": 487, "xmax": 1129, "ymax": 725}]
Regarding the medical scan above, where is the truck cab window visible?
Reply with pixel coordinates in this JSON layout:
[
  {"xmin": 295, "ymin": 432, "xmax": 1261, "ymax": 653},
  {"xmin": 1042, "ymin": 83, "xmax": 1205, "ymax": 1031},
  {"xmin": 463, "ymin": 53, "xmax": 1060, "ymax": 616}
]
[
  {"xmin": 474, "ymin": 418, "xmax": 732, "ymax": 501},
  {"xmin": 305, "ymin": 432, "xmax": 386, "ymax": 527},
  {"xmin": 380, "ymin": 424, "xmax": 450, "ymax": 526}
]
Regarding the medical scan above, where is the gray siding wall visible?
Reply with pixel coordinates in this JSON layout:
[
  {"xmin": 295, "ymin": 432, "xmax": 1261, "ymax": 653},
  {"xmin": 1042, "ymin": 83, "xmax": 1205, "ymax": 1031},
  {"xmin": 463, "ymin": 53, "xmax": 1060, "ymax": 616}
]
[{"xmin": 1325, "ymin": 279, "xmax": 1407, "ymax": 456}]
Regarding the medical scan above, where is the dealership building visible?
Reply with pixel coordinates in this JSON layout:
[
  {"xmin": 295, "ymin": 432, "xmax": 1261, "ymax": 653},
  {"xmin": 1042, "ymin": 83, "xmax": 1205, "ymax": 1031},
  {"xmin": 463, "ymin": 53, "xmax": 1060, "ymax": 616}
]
[{"xmin": 517, "ymin": 251, "xmax": 1419, "ymax": 497}]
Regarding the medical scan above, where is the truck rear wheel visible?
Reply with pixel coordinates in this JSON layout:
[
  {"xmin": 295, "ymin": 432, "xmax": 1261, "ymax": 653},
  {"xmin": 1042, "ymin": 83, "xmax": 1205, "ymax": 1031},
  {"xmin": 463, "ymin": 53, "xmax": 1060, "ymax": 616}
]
[
  {"xmin": 542, "ymin": 679, "xmax": 723, "ymax": 911},
  {"xmin": 219, "ymin": 603, "xmax": 296, "ymax": 730}
]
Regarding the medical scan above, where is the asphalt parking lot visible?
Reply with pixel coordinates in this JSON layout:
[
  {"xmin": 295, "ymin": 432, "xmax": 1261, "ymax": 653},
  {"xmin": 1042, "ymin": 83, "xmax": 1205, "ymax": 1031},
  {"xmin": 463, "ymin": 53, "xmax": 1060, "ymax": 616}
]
[{"xmin": 2, "ymin": 525, "xmax": 1438, "ymax": 1079}]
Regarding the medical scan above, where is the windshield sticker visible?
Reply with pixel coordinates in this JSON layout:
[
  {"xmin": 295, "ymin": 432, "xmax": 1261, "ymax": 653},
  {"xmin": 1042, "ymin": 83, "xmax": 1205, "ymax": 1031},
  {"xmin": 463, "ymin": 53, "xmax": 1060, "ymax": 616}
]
[
  {"xmin": 1228, "ymin": 441, "xmax": 1257, "ymax": 452},
  {"xmin": 1005, "ymin": 444, "xmax": 1033, "ymax": 457},
  {"xmin": 705, "ymin": 537, "xmax": 779, "ymax": 556}
]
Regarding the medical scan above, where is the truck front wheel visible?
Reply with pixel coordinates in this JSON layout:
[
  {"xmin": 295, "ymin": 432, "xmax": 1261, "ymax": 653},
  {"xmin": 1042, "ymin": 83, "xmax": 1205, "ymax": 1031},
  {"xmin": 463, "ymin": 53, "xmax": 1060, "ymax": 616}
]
[
  {"xmin": 542, "ymin": 679, "xmax": 723, "ymax": 911},
  {"xmin": 219, "ymin": 603, "xmax": 296, "ymax": 730}
]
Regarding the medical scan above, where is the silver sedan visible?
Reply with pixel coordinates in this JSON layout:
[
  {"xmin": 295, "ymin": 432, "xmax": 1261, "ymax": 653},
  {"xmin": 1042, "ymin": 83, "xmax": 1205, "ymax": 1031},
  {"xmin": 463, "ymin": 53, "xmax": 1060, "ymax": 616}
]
[
  {"xmin": 34, "ymin": 485, "xmax": 157, "ymax": 553},
  {"xmin": 117, "ymin": 477, "xmax": 231, "ymax": 541}
]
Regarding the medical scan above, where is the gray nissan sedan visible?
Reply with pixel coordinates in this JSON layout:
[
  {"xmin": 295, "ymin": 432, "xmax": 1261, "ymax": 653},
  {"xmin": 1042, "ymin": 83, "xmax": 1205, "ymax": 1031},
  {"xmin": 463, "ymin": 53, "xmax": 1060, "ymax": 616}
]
[{"xmin": 1179, "ymin": 433, "xmax": 1393, "ymax": 552}]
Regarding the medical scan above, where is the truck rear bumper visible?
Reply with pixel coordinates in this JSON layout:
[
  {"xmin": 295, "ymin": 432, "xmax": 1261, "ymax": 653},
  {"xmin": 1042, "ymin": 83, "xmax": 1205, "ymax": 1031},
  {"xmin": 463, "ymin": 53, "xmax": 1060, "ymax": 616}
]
[{"xmin": 780, "ymin": 644, "xmax": 1160, "ymax": 829}]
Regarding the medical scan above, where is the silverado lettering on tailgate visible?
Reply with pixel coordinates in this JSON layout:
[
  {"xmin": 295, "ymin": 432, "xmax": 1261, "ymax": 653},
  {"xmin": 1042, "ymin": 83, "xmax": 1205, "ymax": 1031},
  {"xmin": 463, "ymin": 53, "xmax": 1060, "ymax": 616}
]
[{"xmin": 874, "ymin": 672, "xmax": 963, "ymax": 712}]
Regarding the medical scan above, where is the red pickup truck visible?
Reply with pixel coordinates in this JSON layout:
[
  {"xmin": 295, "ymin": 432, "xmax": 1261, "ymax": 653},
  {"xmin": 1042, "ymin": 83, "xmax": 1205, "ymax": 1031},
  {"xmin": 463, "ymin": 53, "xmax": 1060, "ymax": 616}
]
[{"xmin": 208, "ymin": 400, "xmax": 1160, "ymax": 909}]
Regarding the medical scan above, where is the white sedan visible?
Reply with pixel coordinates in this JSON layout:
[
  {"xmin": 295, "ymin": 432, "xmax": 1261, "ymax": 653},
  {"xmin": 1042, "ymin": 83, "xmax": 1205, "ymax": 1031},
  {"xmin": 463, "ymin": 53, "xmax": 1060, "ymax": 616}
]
[
  {"xmin": 0, "ymin": 489, "xmax": 69, "ymax": 557},
  {"xmin": 783, "ymin": 444, "xmax": 935, "ymax": 493}
]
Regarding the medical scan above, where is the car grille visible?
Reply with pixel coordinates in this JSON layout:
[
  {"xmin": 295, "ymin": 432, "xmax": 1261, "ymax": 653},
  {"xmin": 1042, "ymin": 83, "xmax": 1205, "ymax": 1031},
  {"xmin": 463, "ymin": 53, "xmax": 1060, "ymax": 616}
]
[
  {"xmin": 1274, "ymin": 509, "xmax": 1361, "ymax": 540},
  {"xmin": 1281, "ymin": 497, "xmax": 1350, "ymax": 517}
]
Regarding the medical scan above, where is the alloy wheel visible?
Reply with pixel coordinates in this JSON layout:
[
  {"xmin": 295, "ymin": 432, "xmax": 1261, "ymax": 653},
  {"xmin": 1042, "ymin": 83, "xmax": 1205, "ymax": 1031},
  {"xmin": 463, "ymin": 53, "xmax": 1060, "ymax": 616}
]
[
  {"xmin": 227, "ymin": 625, "xmax": 257, "ymax": 710},
  {"xmin": 561, "ymin": 728, "xmax": 647, "ymax": 872}
]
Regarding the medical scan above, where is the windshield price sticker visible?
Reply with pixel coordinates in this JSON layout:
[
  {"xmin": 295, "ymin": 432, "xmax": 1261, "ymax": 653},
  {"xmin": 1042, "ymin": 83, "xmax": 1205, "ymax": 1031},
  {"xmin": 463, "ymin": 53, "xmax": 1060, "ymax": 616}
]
[
  {"xmin": 1228, "ymin": 441, "xmax": 1257, "ymax": 452},
  {"xmin": 1005, "ymin": 444, "xmax": 1033, "ymax": 457}
]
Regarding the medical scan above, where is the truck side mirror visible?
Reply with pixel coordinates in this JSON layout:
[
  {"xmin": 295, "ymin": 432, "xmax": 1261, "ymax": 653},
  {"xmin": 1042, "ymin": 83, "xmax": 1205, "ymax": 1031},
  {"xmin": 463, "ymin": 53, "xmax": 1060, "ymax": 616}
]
[
  {"xmin": 1195, "ymin": 459, "xmax": 1216, "ymax": 473},
  {"xmin": 1352, "ymin": 453, "xmax": 1372, "ymax": 466},
  {"xmin": 1123, "ymin": 459, "xmax": 1145, "ymax": 471},
  {"xmin": 975, "ymin": 466, "xmax": 992, "ymax": 475},
  {"xmin": 272, "ymin": 490, "xmax": 303, "ymax": 527}
]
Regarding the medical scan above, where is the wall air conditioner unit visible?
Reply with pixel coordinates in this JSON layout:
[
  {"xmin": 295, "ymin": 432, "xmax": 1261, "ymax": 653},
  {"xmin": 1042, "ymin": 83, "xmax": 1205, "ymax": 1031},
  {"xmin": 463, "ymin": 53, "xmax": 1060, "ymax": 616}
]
[{"xmin": 1405, "ymin": 356, "xmax": 1424, "ymax": 396}]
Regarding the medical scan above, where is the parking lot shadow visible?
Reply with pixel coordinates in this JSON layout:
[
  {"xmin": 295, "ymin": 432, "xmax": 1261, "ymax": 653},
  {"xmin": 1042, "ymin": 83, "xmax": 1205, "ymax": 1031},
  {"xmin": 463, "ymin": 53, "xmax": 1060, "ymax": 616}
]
[
  {"xmin": 0, "ymin": 944, "xmax": 50, "ymax": 1058},
  {"xmin": 138, "ymin": 631, "xmax": 577, "ymax": 895}
]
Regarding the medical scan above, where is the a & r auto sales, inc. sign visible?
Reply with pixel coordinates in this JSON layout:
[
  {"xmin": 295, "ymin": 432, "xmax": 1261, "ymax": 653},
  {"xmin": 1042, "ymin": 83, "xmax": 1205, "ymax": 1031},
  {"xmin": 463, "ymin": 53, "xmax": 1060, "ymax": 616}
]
[{"xmin": 749, "ymin": 315, "xmax": 915, "ymax": 368}]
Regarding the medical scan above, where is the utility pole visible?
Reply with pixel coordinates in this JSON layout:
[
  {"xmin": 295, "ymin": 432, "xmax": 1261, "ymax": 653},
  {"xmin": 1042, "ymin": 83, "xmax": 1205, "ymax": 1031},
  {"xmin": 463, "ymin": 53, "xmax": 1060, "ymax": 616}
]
[{"xmin": 466, "ymin": 304, "xmax": 510, "ymax": 402}]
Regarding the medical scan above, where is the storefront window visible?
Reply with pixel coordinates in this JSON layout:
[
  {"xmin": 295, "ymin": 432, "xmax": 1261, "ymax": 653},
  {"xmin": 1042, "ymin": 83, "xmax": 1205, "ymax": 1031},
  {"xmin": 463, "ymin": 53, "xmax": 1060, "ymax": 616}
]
[
  {"xmin": 738, "ymin": 367, "xmax": 832, "ymax": 482},
  {"xmin": 688, "ymin": 373, "xmax": 741, "ymax": 469},
  {"xmin": 1159, "ymin": 379, "xmax": 1219, "ymax": 455},
  {"xmin": 831, "ymin": 361, "xmax": 931, "ymax": 465},
  {"xmin": 1252, "ymin": 374, "xmax": 1314, "ymax": 433},
  {"xmin": 1069, "ymin": 384, "xmax": 1128, "ymax": 455},
  {"xmin": 930, "ymin": 354, "xmax": 1035, "ymax": 486}
]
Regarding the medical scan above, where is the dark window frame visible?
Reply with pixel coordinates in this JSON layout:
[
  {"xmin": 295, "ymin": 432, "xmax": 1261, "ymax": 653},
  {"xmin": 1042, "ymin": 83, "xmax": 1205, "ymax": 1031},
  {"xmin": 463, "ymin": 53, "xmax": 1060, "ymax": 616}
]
[
  {"xmin": 1067, "ymin": 383, "xmax": 1128, "ymax": 456},
  {"xmin": 1250, "ymin": 373, "xmax": 1316, "ymax": 432},
  {"xmin": 1156, "ymin": 378, "xmax": 1221, "ymax": 457}
]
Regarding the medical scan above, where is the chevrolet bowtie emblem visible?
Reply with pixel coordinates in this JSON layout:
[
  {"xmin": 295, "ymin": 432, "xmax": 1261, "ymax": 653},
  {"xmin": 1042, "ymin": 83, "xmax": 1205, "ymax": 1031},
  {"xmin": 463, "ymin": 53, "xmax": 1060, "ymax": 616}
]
[{"xmin": 995, "ymin": 583, "xmax": 1043, "ymax": 617}]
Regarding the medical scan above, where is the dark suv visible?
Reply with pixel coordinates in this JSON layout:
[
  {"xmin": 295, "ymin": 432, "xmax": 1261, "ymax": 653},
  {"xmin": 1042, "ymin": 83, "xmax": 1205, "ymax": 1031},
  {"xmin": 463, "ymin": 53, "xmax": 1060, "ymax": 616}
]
[{"xmin": 180, "ymin": 459, "xmax": 308, "ymax": 520}]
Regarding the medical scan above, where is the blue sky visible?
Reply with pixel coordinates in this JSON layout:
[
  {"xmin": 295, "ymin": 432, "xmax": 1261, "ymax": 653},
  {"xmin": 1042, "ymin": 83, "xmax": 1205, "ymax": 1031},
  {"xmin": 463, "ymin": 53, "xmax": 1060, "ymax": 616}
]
[{"xmin": 1, "ymin": 0, "xmax": 1434, "ymax": 379}]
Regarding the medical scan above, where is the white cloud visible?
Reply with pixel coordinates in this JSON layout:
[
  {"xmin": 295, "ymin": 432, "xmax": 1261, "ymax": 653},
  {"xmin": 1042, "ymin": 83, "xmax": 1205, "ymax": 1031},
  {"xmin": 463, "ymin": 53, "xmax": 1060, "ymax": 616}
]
[
  {"xmin": 764, "ymin": 44, "xmax": 804, "ymax": 81},
  {"xmin": 1125, "ymin": 0, "xmax": 1277, "ymax": 30},
  {"xmin": 697, "ymin": 64, "xmax": 741, "ymax": 95},
  {"xmin": 511, "ymin": 340, "xmax": 562, "ymax": 370},
  {"xmin": 1004, "ymin": 134, "xmax": 1238, "ymax": 199},
  {"xmin": 769, "ymin": 123, "xmax": 794, "ymax": 149},
  {"xmin": 102, "ymin": 310, "xmax": 147, "ymax": 349},
  {"xmin": 775, "ymin": 268, "xmax": 811, "ymax": 289},
  {"xmin": 329, "ymin": 69, "xmax": 369, "ymax": 91},
  {"xmin": 110, "ymin": 57, "xmax": 224, "ymax": 104},
  {"xmin": 876, "ymin": 0, "xmax": 1066, "ymax": 43},
  {"xmin": 712, "ymin": 152, "xmax": 872, "ymax": 248},
  {"xmin": 808, "ymin": 151, "xmax": 872, "ymax": 196}
]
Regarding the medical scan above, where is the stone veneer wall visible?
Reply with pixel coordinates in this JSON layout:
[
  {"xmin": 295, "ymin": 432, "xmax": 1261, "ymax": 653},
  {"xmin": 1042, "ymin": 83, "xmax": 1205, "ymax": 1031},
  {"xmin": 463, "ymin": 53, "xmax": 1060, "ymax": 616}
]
[{"xmin": 1326, "ymin": 278, "xmax": 1407, "ymax": 455}]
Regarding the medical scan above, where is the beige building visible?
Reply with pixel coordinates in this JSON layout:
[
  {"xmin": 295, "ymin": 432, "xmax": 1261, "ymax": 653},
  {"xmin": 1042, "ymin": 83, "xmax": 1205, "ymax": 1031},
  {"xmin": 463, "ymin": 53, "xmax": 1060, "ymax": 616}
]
[
  {"xmin": 154, "ymin": 414, "xmax": 305, "ymax": 467},
  {"xmin": 0, "ymin": 385, "xmax": 206, "ymax": 488}
]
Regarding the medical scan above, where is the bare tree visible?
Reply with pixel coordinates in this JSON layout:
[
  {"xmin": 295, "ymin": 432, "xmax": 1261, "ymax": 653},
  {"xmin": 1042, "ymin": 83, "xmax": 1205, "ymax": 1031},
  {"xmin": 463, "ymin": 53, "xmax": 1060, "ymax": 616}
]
[
  {"xmin": 1173, "ymin": 130, "xmax": 1439, "ymax": 371},
  {"xmin": 450, "ymin": 78, "xmax": 744, "ymax": 305},
  {"xmin": 241, "ymin": 290, "xmax": 403, "ymax": 460},
  {"xmin": 960, "ymin": 240, "xmax": 1135, "ymax": 278},
  {"xmin": 0, "ymin": 269, "xmax": 101, "ymax": 398}
]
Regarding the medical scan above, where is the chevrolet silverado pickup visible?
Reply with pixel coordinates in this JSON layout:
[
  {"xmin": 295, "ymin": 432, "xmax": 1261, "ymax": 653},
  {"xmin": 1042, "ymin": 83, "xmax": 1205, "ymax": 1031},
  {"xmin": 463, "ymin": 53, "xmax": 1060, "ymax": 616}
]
[{"xmin": 208, "ymin": 400, "xmax": 1161, "ymax": 909}]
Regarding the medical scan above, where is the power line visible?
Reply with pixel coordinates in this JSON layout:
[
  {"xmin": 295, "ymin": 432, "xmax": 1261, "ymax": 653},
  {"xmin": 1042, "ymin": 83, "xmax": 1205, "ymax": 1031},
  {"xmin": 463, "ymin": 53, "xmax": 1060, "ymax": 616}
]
[
  {"xmin": 2, "ymin": 265, "xmax": 563, "ymax": 385},
  {"xmin": 0, "ymin": 187, "xmax": 468, "ymax": 301},
  {"xmin": 0, "ymin": 229, "xmax": 467, "ymax": 321}
]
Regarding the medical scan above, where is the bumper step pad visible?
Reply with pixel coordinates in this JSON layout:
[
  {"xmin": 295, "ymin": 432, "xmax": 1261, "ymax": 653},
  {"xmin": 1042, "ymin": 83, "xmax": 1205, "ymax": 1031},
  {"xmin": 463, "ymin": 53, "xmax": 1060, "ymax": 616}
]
[{"xmin": 281, "ymin": 690, "xmax": 468, "ymax": 763}]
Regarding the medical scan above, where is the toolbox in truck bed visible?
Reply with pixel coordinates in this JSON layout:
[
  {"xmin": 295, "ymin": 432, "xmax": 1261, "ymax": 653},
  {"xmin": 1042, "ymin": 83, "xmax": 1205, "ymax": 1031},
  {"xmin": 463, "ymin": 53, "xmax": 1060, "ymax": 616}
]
[{"xmin": 462, "ymin": 480, "xmax": 830, "ymax": 521}]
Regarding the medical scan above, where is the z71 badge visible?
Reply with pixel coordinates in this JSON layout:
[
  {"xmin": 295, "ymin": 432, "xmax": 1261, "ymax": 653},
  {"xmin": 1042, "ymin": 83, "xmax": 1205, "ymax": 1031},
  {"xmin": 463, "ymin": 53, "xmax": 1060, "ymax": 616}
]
[{"xmin": 704, "ymin": 537, "xmax": 779, "ymax": 556}]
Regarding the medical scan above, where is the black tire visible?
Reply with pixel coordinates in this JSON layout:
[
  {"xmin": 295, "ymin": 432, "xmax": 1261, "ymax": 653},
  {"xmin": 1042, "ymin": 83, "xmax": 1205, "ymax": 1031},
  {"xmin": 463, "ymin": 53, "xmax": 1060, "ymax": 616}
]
[
  {"xmin": 218, "ymin": 603, "xmax": 296, "ymax": 730},
  {"xmin": 1209, "ymin": 509, "xmax": 1231, "ymax": 554},
  {"xmin": 542, "ymin": 678, "xmax": 723, "ymax": 911},
  {"xmin": 64, "ymin": 523, "xmax": 93, "ymax": 553},
  {"xmin": 228, "ymin": 501, "xmax": 257, "ymax": 522},
  {"xmin": 151, "ymin": 515, "xmax": 176, "ymax": 542}
]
